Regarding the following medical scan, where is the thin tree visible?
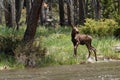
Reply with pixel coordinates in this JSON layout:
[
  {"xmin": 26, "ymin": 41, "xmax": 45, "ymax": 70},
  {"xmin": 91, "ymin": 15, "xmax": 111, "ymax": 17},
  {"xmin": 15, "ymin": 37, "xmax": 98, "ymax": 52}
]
[
  {"xmin": 15, "ymin": 0, "xmax": 24, "ymax": 30},
  {"xmin": 23, "ymin": 0, "xmax": 43, "ymax": 42},
  {"xmin": 118, "ymin": 0, "xmax": 120, "ymax": 15},
  {"xmin": 59, "ymin": 0, "xmax": 65, "ymax": 26},
  {"xmin": 0, "ymin": 5, "xmax": 2, "ymax": 24},
  {"xmin": 79, "ymin": 0, "xmax": 85, "ymax": 25},
  {"xmin": 25, "ymin": 0, "xmax": 32, "ymax": 24},
  {"xmin": 4, "ymin": 0, "xmax": 16, "ymax": 28},
  {"xmin": 11, "ymin": 0, "xmax": 16, "ymax": 27},
  {"xmin": 0, "ymin": 0, "xmax": 3, "ymax": 24},
  {"xmin": 48, "ymin": 0, "xmax": 52, "ymax": 19},
  {"xmin": 67, "ymin": 0, "xmax": 74, "ymax": 25},
  {"xmin": 74, "ymin": 0, "xmax": 79, "ymax": 25},
  {"xmin": 93, "ymin": 0, "xmax": 101, "ymax": 20},
  {"xmin": 96, "ymin": 0, "xmax": 101, "ymax": 20},
  {"xmin": 40, "ymin": 2, "xmax": 48, "ymax": 25},
  {"xmin": 85, "ymin": 0, "xmax": 88, "ymax": 17}
]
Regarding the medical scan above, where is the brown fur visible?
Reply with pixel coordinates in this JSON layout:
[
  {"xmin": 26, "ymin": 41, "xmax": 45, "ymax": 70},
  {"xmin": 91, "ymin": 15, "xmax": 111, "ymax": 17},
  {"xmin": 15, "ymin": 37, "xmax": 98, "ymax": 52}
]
[{"xmin": 71, "ymin": 26, "xmax": 97, "ymax": 61}]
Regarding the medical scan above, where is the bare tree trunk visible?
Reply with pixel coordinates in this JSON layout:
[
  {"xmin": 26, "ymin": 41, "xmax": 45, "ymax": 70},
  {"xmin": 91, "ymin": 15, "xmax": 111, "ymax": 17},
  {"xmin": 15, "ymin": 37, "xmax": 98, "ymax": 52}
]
[
  {"xmin": 49, "ymin": 0, "xmax": 52, "ymax": 19},
  {"xmin": 94, "ymin": 0, "xmax": 101, "ymax": 20},
  {"xmin": 40, "ymin": 2, "xmax": 49, "ymax": 25},
  {"xmin": 0, "ymin": 6, "xmax": 2, "ymax": 24},
  {"xmin": 40, "ymin": 3, "xmax": 45, "ymax": 25},
  {"xmin": 26, "ymin": 0, "xmax": 32, "ymax": 24},
  {"xmin": 91, "ymin": 0, "xmax": 95, "ymax": 18},
  {"xmin": 67, "ymin": 1, "xmax": 71, "ymax": 25},
  {"xmin": 15, "ymin": 0, "xmax": 24, "ymax": 30},
  {"xmin": 79, "ymin": 0, "xmax": 85, "ymax": 25},
  {"xmin": 23, "ymin": 0, "xmax": 43, "ymax": 42},
  {"xmin": 118, "ymin": 0, "xmax": 120, "ymax": 15},
  {"xmin": 74, "ymin": 0, "xmax": 79, "ymax": 25},
  {"xmin": 4, "ymin": 0, "xmax": 12, "ymax": 27},
  {"xmin": 40, "ymin": 4, "xmax": 44, "ymax": 25},
  {"xmin": 59, "ymin": 0, "xmax": 65, "ymax": 26},
  {"xmin": 4, "ymin": 0, "xmax": 16, "ymax": 28},
  {"xmin": 67, "ymin": 0, "xmax": 74, "ymax": 25},
  {"xmin": 90, "ymin": 0, "xmax": 101, "ymax": 20},
  {"xmin": 85, "ymin": 0, "xmax": 89, "ymax": 17},
  {"xmin": 11, "ymin": 0, "xmax": 16, "ymax": 27}
]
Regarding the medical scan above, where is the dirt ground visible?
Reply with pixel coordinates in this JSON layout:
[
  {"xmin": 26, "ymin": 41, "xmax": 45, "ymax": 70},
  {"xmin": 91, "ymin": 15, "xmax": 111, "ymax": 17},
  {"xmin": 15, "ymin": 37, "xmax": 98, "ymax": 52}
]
[{"xmin": 0, "ymin": 61, "xmax": 120, "ymax": 80}]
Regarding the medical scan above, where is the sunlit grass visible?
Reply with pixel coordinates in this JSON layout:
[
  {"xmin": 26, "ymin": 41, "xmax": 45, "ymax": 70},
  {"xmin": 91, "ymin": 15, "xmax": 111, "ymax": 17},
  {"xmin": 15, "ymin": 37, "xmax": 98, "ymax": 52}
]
[
  {"xmin": 0, "ymin": 25, "xmax": 120, "ymax": 68},
  {"xmin": 37, "ymin": 27, "xmax": 120, "ymax": 67}
]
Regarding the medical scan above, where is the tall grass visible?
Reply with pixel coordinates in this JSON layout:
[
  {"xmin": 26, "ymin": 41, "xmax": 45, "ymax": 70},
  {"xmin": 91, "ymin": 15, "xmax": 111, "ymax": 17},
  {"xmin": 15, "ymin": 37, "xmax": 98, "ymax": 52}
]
[
  {"xmin": 0, "ymin": 25, "xmax": 120, "ymax": 68},
  {"xmin": 36, "ymin": 27, "xmax": 120, "ymax": 67}
]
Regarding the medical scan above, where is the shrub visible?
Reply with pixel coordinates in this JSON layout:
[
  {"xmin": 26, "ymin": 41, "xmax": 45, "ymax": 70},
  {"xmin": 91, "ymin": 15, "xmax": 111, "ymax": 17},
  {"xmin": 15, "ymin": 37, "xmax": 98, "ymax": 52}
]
[
  {"xmin": 0, "ymin": 26, "xmax": 47, "ymax": 68},
  {"xmin": 14, "ymin": 38, "xmax": 47, "ymax": 67},
  {"xmin": 0, "ymin": 35, "xmax": 21, "ymax": 56},
  {"xmin": 114, "ymin": 27, "xmax": 120, "ymax": 38},
  {"xmin": 80, "ymin": 19, "xmax": 118, "ymax": 37}
]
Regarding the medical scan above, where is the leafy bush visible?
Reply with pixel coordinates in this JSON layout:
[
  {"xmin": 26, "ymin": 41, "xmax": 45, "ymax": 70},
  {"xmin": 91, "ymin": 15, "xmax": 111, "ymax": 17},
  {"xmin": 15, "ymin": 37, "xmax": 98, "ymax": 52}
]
[
  {"xmin": 0, "ymin": 35, "xmax": 21, "ymax": 56},
  {"xmin": 14, "ymin": 39, "xmax": 47, "ymax": 67},
  {"xmin": 0, "ymin": 26, "xmax": 47, "ymax": 68},
  {"xmin": 114, "ymin": 27, "xmax": 120, "ymax": 38},
  {"xmin": 80, "ymin": 19, "xmax": 118, "ymax": 37}
]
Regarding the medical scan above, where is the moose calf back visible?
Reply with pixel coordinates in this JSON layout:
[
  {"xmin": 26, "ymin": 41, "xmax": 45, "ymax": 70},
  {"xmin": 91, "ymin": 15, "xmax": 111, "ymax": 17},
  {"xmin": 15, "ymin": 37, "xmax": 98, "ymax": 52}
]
[{"xmin": 75, "ymin": 34, "xmax": 92, "ymax": 45}]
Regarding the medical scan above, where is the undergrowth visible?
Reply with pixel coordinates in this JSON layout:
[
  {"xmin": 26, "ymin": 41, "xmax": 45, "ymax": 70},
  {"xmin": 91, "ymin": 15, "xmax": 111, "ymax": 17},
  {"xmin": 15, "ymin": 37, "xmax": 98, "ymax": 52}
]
[{"xmin": 0, "ymin": 19, "xmax": 120, "ymax": 68}]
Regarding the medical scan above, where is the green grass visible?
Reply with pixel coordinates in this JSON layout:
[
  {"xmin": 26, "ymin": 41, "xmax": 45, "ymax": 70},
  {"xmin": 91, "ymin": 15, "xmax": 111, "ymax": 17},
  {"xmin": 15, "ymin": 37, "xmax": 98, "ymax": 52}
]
[
  {"xmin": 0, "ymin": 25, "xmax": 120, "ymax": 68},
  {"xmin": 36, "ymin": 27, "xmax": 120, "ymax": 67}
]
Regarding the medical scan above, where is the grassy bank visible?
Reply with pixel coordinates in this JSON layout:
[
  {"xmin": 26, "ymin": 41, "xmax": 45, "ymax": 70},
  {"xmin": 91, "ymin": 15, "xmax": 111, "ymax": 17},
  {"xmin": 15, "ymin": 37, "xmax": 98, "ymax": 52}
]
[
  {"xmin": 36, "ymin": 27, "xmax": 120, "ymax": 67},
  {"xmin": 0, "ymin": 25, "xmax": 120, "ymax": 68}
]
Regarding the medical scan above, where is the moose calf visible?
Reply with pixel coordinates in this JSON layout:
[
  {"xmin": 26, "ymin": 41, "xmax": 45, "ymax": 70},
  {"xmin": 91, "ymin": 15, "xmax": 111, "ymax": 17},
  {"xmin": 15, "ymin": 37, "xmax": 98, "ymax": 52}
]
[{"xmin": 71, "ymin": 26, "xmax": 97, "ymax": 61}]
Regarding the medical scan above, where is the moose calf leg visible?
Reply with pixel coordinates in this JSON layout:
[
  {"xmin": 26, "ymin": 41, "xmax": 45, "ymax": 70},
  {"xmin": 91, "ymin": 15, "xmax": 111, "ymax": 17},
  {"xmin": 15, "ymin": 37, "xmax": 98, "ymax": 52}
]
[
  {"xmin": 86, "ymin": 44, "xmax": 97, "ymax": 61},
  {"xmin": 92, "ymin": 47, "xmax": 97, "ymax": 61},
  {"xmin": 86, "ymin": 44, "xmax": 92, "ymax": 59},
  {"xmin": 87, "ymin": 49, "xmax": 92, "ymax": 59},
  {"xmin": 73, "ymin": 42, "xmax": 79, "ymax": 57}
]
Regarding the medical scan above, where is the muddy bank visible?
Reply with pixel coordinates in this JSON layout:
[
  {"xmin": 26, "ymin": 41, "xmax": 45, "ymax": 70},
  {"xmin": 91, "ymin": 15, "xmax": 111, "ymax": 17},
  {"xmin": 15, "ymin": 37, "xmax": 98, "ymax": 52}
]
[{"xmin": 0, "ymin": 61, "xmax": 120, "ymax": 80}]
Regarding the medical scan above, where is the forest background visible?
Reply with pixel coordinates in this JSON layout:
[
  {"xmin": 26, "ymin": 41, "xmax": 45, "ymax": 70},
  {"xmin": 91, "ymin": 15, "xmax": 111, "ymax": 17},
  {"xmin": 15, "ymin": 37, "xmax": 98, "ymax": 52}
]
[{"xmin": 0, "ymin": 0, "xmax": 120, "ymax": 68}]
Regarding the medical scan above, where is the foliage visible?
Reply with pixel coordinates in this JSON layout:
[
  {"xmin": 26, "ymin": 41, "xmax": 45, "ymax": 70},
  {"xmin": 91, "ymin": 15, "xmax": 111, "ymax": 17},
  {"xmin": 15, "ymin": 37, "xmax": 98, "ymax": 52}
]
[
  {"xmin": 0, "ymin": 52, "xmax": 15, "ymax": 68},
  {"xmin": 37, "ymin": 27, "xmax": 120, "ymax": 67},
  {"xmin": 0, "ymin": 29, "xmax": 22, "ymax": 56},
  {"xmin": 14, "ymin": 39, "xmax": 47, "ymax": 67},
  {"xmin": 0, "ymin": 25, "xmax": 47, "ymax": 68},
  {"xmin": 0, "ymin": 22, "xmax": 120, "ymax": 68},
  {"xmin": 101, "ymin": 0, "xmax": 117, "ymax": 18},
  {"xmin": 80, "ymin": 19, "xmax": 118, "ymax": 37},
  {"xmin": 114, "ymin": 27, "xmax": 120, "ymax": 38}
]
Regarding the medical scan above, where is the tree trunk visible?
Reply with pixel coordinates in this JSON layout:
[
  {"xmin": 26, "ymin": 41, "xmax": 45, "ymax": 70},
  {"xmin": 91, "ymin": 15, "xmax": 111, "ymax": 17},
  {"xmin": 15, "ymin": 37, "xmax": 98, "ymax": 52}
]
[
  {"xmin": 49, "ymin": 0, "xmax": 52, "ymax": 19},
  {"xmin": 26, "ymin": 0, "xmax": 32, "ymax": 24},
  {"xmin": 118, "ymin": 0, "xmax": 120, "ymax": 15},
  {"xmin": 23, "ymin": 0, "xmax": 43, "ymax": 42},
  {"xmin": 15, "ymin": 0, "xmax": 24, "ymax": 30},
  {"xmin": 91, "ymin": 0, "xmax": 94, "ymax": 18},
  {"xmin": 79, "ymin": 0, "xmax": 85, "ymax": 25},
  {"xmin": 67, "ymin": 0, "xmax": 74, "ymax": 25},
  {"xmin": 4, "ymin": 0, "xmax": 16, "ymax": 28},
  {"xmin": 74, "ymin": 0, "xmax": 79, "ymax": 25},
  {"xmin": 11, "ymin": 0, "xmax": 16, "ymax": 28},
  {"xmin": 0, "ymin": 6, "xmax": 2, "ymax": 24},
  {"xmin": 40, "ymin": 3, "xmax": 45, "ymax": 25},
  {"xmin": 59, "ymin": 0, "xmax": 65, "ymax": 26},
  {"xmin": 85, "ymin": 0, "xmax": 89, "ymax": 17},
  {"xmin": 94, "ymin": 0, "xmax": 101, "ymax": 20},
  {"xmin": 40, "ymin": 2, "xmax": 49, "ymax": 25}
]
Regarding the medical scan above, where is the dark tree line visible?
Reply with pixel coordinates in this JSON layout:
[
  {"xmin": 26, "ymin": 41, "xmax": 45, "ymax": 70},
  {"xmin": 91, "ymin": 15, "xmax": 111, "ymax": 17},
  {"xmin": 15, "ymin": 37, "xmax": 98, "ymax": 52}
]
[
  {"xmin": 0, "ymin": 0, "xmax": 120, "ymax": 42},
  {"xmin": 0, "ymin": 0, "xmax": 120, "ymax": 67}
]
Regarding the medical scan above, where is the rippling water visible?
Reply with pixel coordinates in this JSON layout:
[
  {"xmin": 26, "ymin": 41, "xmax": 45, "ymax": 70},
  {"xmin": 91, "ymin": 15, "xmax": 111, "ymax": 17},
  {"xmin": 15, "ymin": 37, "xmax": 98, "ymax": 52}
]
[{"xmin": 0, "ymin": 61, "xmax": 120, "ymax": 80}]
